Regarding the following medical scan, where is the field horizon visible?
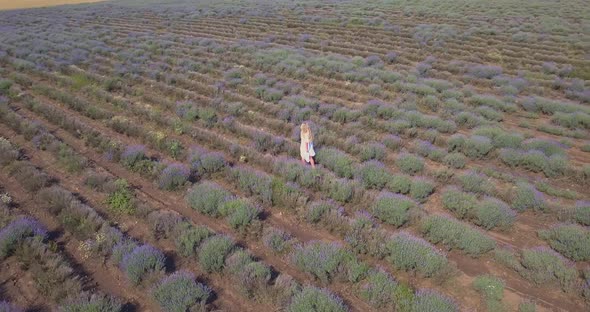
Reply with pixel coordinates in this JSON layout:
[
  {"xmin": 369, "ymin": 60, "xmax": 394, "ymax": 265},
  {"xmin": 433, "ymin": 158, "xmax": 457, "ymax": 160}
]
[
  {"xmin": 0, "ymin": 0, "xmax": 104, "ymax": 11},
  {"xmin": 0, "ymin": 0, "xmax": 588, "ymax": 311}
]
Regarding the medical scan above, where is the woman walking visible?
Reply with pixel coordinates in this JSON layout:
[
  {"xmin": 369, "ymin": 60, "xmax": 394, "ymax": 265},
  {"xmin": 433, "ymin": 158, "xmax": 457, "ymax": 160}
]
[{"xmin": 300, "ymin": 123, "xmax": 316, "ymax": 168}]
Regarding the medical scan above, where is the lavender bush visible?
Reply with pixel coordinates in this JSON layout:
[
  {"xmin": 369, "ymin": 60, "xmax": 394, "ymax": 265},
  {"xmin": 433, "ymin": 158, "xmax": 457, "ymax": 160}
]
[
  {"xmin": 385, "ymin": 232, "xmax": 449, "ymax": 277},
  {"xmin": 359, "ymin": 270, "xmax": 398, "ymax": 309},
  {"xmin": 441, "ymin": 187, "xmax": 477, "ymax": 218},
  {"xmin": 512, "ymin": 182, "xmax": 547, "ymax": 212},
  {"xmin": 396, "ymin": 153, "xmax": 424, "ymax": 175},
  {"xmin": 372, "ymin": 192, "xmax": 417, "ymax": 227},
  {"xmin": 120, "ymin": 244, "xmax": 166, "ymax": 285},
  {"xmin": 327, "ymin": 178, "xmax": 355, "ymax": 203},
  {"xmin": 410, "ymin": 177, "xmax": 435, "ymax": 203},
  {"xmin": 290, "ymin": 241, "xmax": 348, "ymax": 284},
  {"xmin": 315, "ymin": 148, "xmax": 354, "ymax": 178},
  {"xmin": 356, "ymin": 160, "xmax": 390, "ymax": 189},
  {"xmin": 287, "ymin": 286, "xmax": 347, "ymax": 312},
  {"xmin": 382, "ymin": 134, "xmax": 402, "ymax": 151},
  {"xmin": 467, "ymin": 64, "xmax": 502, "ymax": 79},
  {"xmin": 174, "ymin": 223, "xmax": 211, "ymax": 257},
  {"xmin": 0, "ymin": 301, "xmax": 22, "ymax": 312},
  {"xmin": 575, "ymin": 201, "xmax": 590, "ymax": 225},
  {"xmin": 539, "ymin": 224, "xmax": 590, "ymax": 261},
  {"xmin": 520, "ymin": 247, "xmax": 578, "ymax": 291},
  {"xmin": 473, "ymin": 197, "xmax": 517, "ymax": 230},
  {"xmin": 271, "ymin": 179, "xmax": 306, "ymax": 209},
  {"xmin": 463, "ymin": 135, "xmax": 494, "ymax": 159},
  {"xmin": 158, "ymin": 163, "xmax": 190, "ymax": 191},
  {"xmin": 359, "ymin": 142, "xmax": 386, "ymax": 161},
  {"xmin": 198, "ymin": 235, "xmax": 235, "ymax": 273},
  {"xmin": 59, "ymin": 293, "xmax": 122, "ymax": 312},
  {"xmin": 413, "ymin": 289, "xmax": 458, "ymax": 312},
  {"xmin": 387, "ymin": 174, "xmax": 412, "ymax": 194},
  {"xmin": 219, "ymin": 199, "xmax": 260, "ymax": 230},
  {"xmin": 420, "ymin": 215, "xmax": 495, "ymax": 256},
  {"xmin": 0, "ymin": 216, "xmax": 47, "ymax": 259},
  {"xmin": 458, "ymin": 171, "xmax": 494, "ymax": 194},
  {"xmin": 111, "ymin": 239, "xmax": 138, "ymax": 266},
  {"xmin": 186, "ymin": 181, "xmax": 230, "ymax": 216},
  {"xmin": 120, "ymin": 145, "xmax": 148, "ymax": 169},
  {"xmin": 0, "ymin": 137, "xmax": 19, "ymax": 166},
  {"xmin": 230, "ymin": 166, "xmax": 273, "ymax": 205},
  {"xmin": 473, "ymin": 275, "xmax": 505, "ymax": 311},
  {"xmin": 152, "ymin": 271, "xmax": 211, "ymax": 312},
  {"xmin": 442, "ymin": 152, "xmax": 466, "ymax": 169},
  {"xmin": 305, "ymin": 201, "xmax": 332, "ymax": 224},
  {"xmin": 262, "ymin": 226, "xmax": 291, "ymax": 253}
]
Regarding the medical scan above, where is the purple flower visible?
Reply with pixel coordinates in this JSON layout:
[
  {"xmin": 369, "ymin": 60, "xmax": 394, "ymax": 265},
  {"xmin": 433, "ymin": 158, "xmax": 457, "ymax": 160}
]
[
  {"xmin": 120, "ymin": 244, "xmax": 165, "ymax": 285},
  {"xmin": 121, "ymin": 145, "xmax": 146, "ymax": 166},
  {"xmin": 0, "ymin": 217, "xmax": 47, "ymax": 258},
  {"xmin": 0, "ymin": 301, "xmax": 22, "ymax": 312},
  {"xmin": 152, "ymin": 271, "xmax": 211, "ymax": 311},
  {"xmin": 299, "ymin": 33, "xmax": 312, "ymax": 42},
  {"xmin": 414, "ymin": 289, "xmax": 458, "ymax": 311},
  {"xmin": 158, "ymin": 163, "xmax": 190, "ymax": 190}
]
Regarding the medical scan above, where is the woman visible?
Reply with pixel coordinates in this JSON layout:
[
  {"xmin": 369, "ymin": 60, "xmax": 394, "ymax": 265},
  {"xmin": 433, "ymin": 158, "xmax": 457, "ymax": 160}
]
[{"xmin": 300, "ymin": 123, "xmax": 316, "ymax": 168}]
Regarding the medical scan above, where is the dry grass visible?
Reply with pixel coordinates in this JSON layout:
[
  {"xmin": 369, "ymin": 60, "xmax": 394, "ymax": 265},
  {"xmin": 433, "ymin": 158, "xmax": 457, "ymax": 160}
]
[{"xmin": 0, "ymin": 0, "xmax": 104, "ymax": 11}]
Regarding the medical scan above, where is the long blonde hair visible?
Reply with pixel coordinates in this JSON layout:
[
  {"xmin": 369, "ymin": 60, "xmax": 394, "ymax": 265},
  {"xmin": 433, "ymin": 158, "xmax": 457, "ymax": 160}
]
[{"xmin": 300, "ymin": 123, "xmax": 313, "ymax": 141}]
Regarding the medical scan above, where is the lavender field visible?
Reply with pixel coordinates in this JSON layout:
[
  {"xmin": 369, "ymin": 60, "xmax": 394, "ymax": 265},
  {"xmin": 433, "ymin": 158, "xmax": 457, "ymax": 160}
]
[{"xmin": 0, "ymin": 0, "xmax": 588, "ymax": 311}]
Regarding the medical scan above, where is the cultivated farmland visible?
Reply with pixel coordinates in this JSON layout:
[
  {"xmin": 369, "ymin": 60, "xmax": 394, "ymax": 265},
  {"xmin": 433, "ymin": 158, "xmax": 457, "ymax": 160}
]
[{"xmin": 0, "ymin": 0, "xmax": 588, "ymax": 311}]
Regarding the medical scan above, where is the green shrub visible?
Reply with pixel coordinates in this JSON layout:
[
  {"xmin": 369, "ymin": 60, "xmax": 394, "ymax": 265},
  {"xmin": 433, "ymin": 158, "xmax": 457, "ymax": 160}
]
[
  {"xmin": 412, "ymin": 289, "xmax": 458, "ymax": 312},
  {"xmin": 186, "ymin": 181, "xmax": 230, "ymax": 216},
  {"xmin": 174, "ymin": 223, "xmax": 211, "ymax": 257},
  {"xmin": 359, "ymin": 270, "xmax": 398, "ymax": 309},
  {"xmin": 219, "ymin": 199, "xmax": 259, "ymax": 230},
  {"xmin": 198, "ymin": 235, "xmax": 235, "ymax": 273},
  {"xmin": 463, "ymin": 135, "xmax": 494, "ymax": 159},
  {"xmin": 152, "ymin": 271, "xmax": 211, "ymax": 312},
  {"xmin": 447, "ymin": 134, "xmax": 466, "ymax": 152},
  {"xmin": 328, "ymin": 178, "xmax": 355, "ymax": 203},
  {"xmin": 518, "ymin": 301, "xmax": 536, "ymax": 312},
  {"xmin": 420, "ymin": 215, "xmax": 495, "ymax": 256},
  {"xmin": 575, "ymin": 201, "xmax": 590, "ymax": 225},
  {"xmin": 286, "ymin": 286, "xmax": 347, "ymax": 312},
  {"xmin": 359, "ymin": 142, "xmax": 386, "ymax": 161},
  {"xmin": 458, "ymin": 171, "xmax": 494, "ymax": 194},
  {"xmin": 387, "ymin": 174, "xmax": 412, "ymax": 194},
  {"xmin": 372, "ymin": 192, "xmax": 417, "ymax": 227},
  {"xmin": 386, "ymin": 232, "xmax": 449, "ymax": 277},
  {"xmin": 443, "ymin": 153, "xmax": 466, "ymax": 169},
  {"xmin": 441, "ymin": 187, "xmax": 477, "ymax": 218},
  {"xmin": 512, "ymin": 182, "xmax": 547, "ymax": 212},
  {"xmin": 120, "ymin": 245, "xmax": 165, "ymax": 286},
  {"xmin": 290, "ymin": 241, "xmax": 349, "ymax": 284},
  {"xmin": 316, "ymin": 148, "xmax": 354, "ymax": 178},
  {"xmin": 271, "ymin": 179, "xmax": 306, "ymax": 209},
  {"xmin": 520, "ymin": 247, "xmax": 578, "ymax": 291},
  {"xmin": 305, "ymin": 201, "xmax": 331, "ymax": 223},
  {"xmin": 105, "ymin": 179, "xmax": 136, "ymax": 215},
  {"xmin": 473, "ymin": 197, "xmax": 516, "ymax": 230},
  {"xmin": 473, "ymin": 275, "xmax": 505, "ymax": 311},
  {"xmin": 539, "ymin": 224, "xmax": 590, "ymax": 261},
  {"xmin": 410, "ymin": 178, "xmax": 435, "ymax": 203},
  {"xmin": 356, "ymin": 160, "xmax": 390, "ymax": 189},
  {"xmin": 59, "ymin": 294, "xmax": 123, "ymax": 312},
  {"xmin": 396, "ymin": 153, "xmax": 425, "ymax": 175}
]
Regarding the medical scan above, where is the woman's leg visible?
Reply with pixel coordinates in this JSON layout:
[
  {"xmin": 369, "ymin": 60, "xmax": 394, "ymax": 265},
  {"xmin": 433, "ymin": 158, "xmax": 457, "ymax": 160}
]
[{"xmin": 310, "ymin": 156, "xmax": 315, "ymax": 168}]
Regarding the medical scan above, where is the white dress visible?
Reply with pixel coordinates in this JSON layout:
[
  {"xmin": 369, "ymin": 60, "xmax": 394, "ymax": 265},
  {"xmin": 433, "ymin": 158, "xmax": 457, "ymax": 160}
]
[{"xmin": 300, "ymin": 137, "xmax": 315, "ymax": 162}]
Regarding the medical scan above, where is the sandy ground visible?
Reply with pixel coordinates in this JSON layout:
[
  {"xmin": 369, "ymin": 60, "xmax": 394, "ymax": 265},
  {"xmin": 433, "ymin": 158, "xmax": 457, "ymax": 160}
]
[{"xmin": 0, "ymin": 0, "xmax": 104, "ymax": 11}]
